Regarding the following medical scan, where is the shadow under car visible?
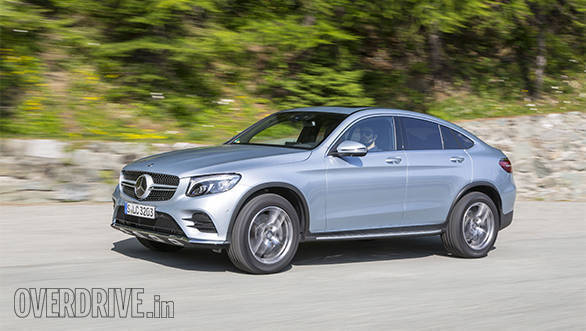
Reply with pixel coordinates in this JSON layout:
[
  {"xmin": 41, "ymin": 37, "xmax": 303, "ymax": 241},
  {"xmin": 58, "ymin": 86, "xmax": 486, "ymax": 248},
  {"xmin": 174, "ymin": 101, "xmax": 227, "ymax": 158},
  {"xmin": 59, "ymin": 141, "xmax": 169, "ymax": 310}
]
[{"xmin": 111, "ymin": 235, "xmax": 451, "ymax": 273}]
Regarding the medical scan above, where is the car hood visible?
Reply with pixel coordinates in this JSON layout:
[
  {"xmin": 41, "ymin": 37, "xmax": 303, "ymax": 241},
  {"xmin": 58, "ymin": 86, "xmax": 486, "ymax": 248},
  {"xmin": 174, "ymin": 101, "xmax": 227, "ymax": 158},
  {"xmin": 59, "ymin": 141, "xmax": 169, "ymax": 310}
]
[{"xmin": 123, "ymin": 144, "xmax": 311, "ymax": 177}]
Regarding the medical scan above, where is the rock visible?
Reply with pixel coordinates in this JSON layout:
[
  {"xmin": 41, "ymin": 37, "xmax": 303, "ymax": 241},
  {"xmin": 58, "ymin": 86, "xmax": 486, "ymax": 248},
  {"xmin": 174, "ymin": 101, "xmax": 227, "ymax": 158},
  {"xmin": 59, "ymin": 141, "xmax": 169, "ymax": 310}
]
[
  {"xmin": 560, "ymin": 151, "xmax": 578, "ymax": 162},
  {"xmin": 152, "ymin": 143, "xmax": 174, "ymax": 154},
  {"xmin": 122, "ymin": 142, "xmax": 149, "ymax": 156},
  {"xmin": 53, "ymin": 183, "xmax": 91, "ymax": 202},
  {"xmin": 121, "ymin": 154, "xmax": 139, "ymax": 164},
  {"xmin": 0, "ymin": 112, "xmax": 584, "ymax": 202},
  {"xmin": 0, "ymin": 176, "xmax": 30, "ymax": 194},
  {"xmin": 90, "ymin": 184, "xmax": 116, "ymax": 202},
  {"xmin": 172, "ymin": 142, "xmax": 204, "ymax": 150},
  {"xmin": 71, "ymin": 150, "xmax": 122, "ymax": 170},
  {"xmin": 20, "ymin": 178, "xmax": 56, "ymax": 192},
  {"xmin": 22, "ymin": 139, "xmax": 67, "ymax": 159},
  {"xmin": 569, "ymin": 162, "xmax": 585, "ymax": 172},
  {"xmin": 558, "ymin": 172, "xmax": 586, "ymax": 192},
  {"xmin": 0, "ymin": 139, "xmax": 27, "ymax": 156},
  {"xmin": 70, "ymin": 149, "xmax": 91, "ymax": 166},
  {"xmin": 533, "ymin": 158, "xmax": 552, "ymax": 178},
  {"xmin": 513, "ymin": 159, "xmax": 531, "ymax": 173},
  {"xmin": 0, "ymin": 190, "xmax": 55, "ymax": 203},
  {"xmin": 512, "ymin": 142, "xmax": 533, "ymax": 168},
  {"xmin": 537, "ymin": 177, "xmax": 556, "ymax": 188},
  {"xmin": 0, "ymin": 157, "xmax": 29, "ymax": 178}
]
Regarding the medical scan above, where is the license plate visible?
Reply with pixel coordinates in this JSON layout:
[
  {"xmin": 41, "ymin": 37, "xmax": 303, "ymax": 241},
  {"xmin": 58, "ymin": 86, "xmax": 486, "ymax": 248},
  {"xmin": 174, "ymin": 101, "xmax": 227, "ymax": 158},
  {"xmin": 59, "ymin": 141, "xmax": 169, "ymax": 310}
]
[{"xmin": 125, "ymin": 202, "xmax": 155, "ymax": 219}]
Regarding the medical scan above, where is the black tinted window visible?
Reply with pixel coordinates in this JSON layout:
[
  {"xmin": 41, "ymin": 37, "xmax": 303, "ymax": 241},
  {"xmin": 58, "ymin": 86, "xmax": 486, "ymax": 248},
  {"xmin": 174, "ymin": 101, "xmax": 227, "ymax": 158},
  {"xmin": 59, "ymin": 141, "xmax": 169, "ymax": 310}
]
[
  {"xmin": 338, "ymin": 117, "xmax": 395, "ymax": 152},
  {"xmin": 400, "ymin": 117, "xmax": 442, "ymax": 150},
  {"xmin": 441, "ymin": 126, "xmax": 474, "ymax": 149}
]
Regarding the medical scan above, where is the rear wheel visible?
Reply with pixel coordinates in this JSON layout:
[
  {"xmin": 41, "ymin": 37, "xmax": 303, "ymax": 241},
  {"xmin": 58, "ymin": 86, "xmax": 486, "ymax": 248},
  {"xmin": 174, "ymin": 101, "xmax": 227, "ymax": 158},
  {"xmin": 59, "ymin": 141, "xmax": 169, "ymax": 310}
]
[
  {"xmin": 136, "ymin": 237, "xmax": 183, "ymax": 252},
  {"xmin": 442, "ymin": 192, "xmax": 498, "ymax": 258},
  {"xmin": 228, "ymin": 193, "xmax": 300, "ymax": 274}
]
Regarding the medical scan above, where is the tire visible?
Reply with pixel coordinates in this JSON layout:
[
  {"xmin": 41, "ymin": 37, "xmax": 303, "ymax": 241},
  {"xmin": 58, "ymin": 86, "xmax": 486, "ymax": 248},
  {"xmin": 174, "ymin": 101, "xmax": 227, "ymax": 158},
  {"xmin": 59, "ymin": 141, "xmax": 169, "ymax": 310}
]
[
  {"xmin": 136, "ymin": 237, "xmax": 184, "ymax": 252},
  {"xmin": 228, "ymin": 193, "xmax": 300, "ymax": 274},
  {"xmin": 442, "ymin": 192, "xmax": 499, "ymax": 258}
]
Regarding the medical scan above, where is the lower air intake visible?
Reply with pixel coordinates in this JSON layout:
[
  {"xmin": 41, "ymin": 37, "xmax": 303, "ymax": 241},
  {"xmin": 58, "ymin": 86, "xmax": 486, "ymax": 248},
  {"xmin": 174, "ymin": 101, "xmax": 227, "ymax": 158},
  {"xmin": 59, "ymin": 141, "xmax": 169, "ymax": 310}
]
[{"xmin": 185, "ymin": 212, "xmax": 218, "ymax": 233}]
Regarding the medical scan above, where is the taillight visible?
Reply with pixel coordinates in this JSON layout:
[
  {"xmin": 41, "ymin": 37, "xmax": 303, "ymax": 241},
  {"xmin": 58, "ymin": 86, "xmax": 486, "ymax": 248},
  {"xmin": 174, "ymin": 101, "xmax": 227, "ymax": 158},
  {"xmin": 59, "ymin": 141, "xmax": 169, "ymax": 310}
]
[{"xmin": 499, "ymin": 158, "xmax": 512, "ymax": 173}]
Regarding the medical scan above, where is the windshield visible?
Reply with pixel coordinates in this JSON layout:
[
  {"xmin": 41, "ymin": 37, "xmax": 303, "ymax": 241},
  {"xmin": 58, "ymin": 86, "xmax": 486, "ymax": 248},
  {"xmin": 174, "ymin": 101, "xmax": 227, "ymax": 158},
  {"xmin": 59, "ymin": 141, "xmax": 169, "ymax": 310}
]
[{"xmin": 229, "ymin": 112, "xmax": 347, "ymax": 150}]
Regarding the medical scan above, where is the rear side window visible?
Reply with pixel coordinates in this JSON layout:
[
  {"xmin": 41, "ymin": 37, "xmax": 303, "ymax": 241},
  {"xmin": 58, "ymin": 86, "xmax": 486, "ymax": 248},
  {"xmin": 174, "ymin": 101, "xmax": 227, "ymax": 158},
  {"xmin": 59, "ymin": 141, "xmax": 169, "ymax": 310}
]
[
  {"xmin": 400, "ymin": 117, "xmax": 442, "ymax": 150},
  {"xmin": 441, "ymin": 126, "xmax": 474, "ymax": 149}
]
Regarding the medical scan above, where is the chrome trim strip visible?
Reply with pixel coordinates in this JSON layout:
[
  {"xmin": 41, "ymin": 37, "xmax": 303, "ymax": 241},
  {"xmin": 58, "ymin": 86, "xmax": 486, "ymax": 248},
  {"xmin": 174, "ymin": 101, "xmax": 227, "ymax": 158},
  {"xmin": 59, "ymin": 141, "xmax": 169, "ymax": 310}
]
[
  {"xmin": 112, "ymin": 223, "xmax": 227, "ymax": 246},
  {"xmin": 186, "ymin": 238, "xmax": 227, "ymax": 245},
  {"xmin": 314, "ymin": 229, "xmax": 441, "ymax": 241},
  {"xmin": 121, "ymin": 180, "xmax": 177, "ymax": 190},
  {"xmin": 121, "ymin": 181, "xmax": 177, "ymax": 191},
  {"xmin": 151, "ymin": 183, "xmax": 178, "ymax": 189},
  {"xmin": 151, "ymin": 186, "xmax": 177, "ymax": 191},
  {"xmin": 438, "ymin": 123, "xmax": 445, "ymax": 150}
]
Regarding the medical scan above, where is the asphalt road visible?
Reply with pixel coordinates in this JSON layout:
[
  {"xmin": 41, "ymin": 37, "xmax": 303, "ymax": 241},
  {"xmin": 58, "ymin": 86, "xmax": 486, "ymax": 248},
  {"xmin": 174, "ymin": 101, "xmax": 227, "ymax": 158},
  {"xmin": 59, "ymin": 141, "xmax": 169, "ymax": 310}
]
[{"xmin": 1, "ymin": 201, "xmax": 585, "ymax": 330}]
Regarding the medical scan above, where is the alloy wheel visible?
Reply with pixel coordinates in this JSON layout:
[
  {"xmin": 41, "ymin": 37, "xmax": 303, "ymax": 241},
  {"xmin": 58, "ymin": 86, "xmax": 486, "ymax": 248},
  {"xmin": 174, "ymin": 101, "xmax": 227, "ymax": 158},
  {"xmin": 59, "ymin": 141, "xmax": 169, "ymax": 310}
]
[
  {"xmin": 461, "ymin": 202, "xmax": 496, "ymax": 250},
  {"xmin": 247, "ymin": 206, "xmax": 294, "ymax": 264}
]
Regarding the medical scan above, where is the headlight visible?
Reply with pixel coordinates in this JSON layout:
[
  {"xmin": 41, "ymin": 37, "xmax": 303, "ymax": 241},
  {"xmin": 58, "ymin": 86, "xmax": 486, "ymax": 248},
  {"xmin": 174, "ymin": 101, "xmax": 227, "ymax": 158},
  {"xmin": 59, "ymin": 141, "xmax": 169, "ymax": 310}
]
[{"xmin": 186, "ymin": 174, "xmax": 241, "ymax": 197}]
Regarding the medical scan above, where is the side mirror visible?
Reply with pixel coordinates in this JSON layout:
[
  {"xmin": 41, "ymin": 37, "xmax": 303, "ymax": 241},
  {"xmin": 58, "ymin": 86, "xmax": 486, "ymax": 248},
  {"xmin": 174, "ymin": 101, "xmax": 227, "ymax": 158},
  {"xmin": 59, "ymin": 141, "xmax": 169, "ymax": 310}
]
[{"xmin": 332, "ymin": 140, "xmax": 368, "ymax": 157}]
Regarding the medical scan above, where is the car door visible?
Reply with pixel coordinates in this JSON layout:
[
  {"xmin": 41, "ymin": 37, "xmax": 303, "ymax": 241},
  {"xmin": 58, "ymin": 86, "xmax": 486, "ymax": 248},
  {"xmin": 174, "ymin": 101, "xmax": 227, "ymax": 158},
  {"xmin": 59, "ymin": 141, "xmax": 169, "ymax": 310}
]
[
  {"xmin": 397, "ymin": 117, "xmax": 472, "ymax": 226},
  {"xmin": 325, "ymin": 116, "xmax": 406, "ymax": 231}
]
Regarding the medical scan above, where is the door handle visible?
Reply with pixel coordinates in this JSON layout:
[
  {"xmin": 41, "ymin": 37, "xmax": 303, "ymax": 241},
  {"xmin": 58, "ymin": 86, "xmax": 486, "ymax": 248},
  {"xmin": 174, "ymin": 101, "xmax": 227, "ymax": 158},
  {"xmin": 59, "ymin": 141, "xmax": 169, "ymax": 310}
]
[
  {"xmin": 450, "ymin": 156, "xmax": 465, "ymax": 163},
  {"xmin": 385, "ymin": 157, "xmax": 402, "ymax": 164}
]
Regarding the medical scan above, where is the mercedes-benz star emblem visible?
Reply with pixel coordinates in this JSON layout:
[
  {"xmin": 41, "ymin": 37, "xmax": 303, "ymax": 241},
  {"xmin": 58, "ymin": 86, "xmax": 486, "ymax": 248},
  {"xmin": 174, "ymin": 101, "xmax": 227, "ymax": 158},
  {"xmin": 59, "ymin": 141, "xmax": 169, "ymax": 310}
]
[{"xmin": 134, "ymin": 174, "xmax": 154, "ymax": 200}]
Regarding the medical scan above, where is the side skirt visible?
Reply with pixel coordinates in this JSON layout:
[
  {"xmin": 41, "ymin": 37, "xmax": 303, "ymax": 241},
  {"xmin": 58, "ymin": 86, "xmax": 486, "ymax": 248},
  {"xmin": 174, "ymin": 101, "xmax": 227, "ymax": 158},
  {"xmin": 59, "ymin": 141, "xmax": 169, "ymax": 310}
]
[{"xmin": 304, "ymin": 225, "xmax": 443, "ymax": 242}]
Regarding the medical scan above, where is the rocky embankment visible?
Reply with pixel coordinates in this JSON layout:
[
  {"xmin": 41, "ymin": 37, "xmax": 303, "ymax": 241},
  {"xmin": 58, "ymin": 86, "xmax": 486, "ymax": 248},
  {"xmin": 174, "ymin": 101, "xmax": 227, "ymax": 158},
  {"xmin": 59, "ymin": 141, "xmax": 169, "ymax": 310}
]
[
  {"xmin": 0, "ymin": 141, "xmax": 203, "ymax": 202},
  {"xmin": 460, "ymin": 112, "xmax": 584, "ymax": 201},
  {"xmin": 0, "ymin": 111, "xmax": 584, "ymax": 203}
]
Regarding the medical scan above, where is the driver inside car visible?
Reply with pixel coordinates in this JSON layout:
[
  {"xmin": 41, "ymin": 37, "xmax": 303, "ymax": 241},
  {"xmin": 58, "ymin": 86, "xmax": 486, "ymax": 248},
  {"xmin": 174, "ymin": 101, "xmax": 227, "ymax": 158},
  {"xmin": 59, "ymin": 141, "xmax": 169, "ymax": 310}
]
[{"xmin": 358, "ymin": 125, "xmax": 382, "ymax": 152}]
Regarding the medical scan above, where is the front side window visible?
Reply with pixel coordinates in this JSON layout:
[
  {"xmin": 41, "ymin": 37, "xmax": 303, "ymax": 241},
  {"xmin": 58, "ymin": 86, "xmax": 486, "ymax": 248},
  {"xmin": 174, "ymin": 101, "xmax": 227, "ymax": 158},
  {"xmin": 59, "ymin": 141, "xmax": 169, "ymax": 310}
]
[
  {"xmin": 231, "ymin": 112, "xmax": 347, "ymax": 150},
  {"xmin": 400, "ymin": 117, "xmax": 442, "ymax": 150},
  {"xmin": 441, "ymin": 125, "xmax": 474, "ymax": 149},
  {"xmin": 335, "ymin": 117, "xmax": 395, "ymax": 152}
]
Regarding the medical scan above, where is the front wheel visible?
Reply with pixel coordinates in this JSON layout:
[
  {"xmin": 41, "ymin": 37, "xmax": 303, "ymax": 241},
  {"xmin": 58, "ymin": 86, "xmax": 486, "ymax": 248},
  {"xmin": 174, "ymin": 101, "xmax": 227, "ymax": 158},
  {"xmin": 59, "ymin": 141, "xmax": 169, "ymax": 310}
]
[
  {"xmin": 442, "ymin": 192, "xmax": 498, "ymax": 258},
  {"xmin": 228, "ymin": 193, "xmax": 300, "ymax": 274}
]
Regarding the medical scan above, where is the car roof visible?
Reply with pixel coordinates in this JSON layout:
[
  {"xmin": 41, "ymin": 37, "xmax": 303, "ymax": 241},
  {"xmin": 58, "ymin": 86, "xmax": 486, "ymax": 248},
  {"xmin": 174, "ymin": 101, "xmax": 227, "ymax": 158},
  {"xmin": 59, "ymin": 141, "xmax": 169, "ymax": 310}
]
[
  {"xmin": 279, "ymin": 106, "xmax": 436, "ymax": 117},
  {"xmin": 279, "ymin": 107, "xmax": 372, "ymax": 115},
  {"xmin": 277, "ymin": 106, "xmax": 481, "ymax": 142}
]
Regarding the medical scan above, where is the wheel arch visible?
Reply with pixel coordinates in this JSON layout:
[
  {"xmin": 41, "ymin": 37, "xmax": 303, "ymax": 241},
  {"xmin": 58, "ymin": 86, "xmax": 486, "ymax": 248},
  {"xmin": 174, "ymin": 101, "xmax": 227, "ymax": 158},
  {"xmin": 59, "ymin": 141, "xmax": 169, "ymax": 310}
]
[
  {"xmin": 227, "ymin": 182, "xmax": 310, "ymax": 240},
  {"xmin": 445, "ymin": 181, "xmax": 503, "ymax": 228}
]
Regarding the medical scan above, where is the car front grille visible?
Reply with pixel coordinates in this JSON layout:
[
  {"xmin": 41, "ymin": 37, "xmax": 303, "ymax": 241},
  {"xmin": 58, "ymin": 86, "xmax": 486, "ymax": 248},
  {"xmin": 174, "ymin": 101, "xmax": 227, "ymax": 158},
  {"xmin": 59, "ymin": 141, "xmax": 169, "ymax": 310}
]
[
  {"xmin": 122, "ymin": 171, "xmax": 180, "ymax": 186},
  {"xmin": 114, "ymin": 207, "xmax": 186, "ymax": 237},
  {"xmin": 120, "ymin": 170, "xmax": 179, "ymax": 201}
]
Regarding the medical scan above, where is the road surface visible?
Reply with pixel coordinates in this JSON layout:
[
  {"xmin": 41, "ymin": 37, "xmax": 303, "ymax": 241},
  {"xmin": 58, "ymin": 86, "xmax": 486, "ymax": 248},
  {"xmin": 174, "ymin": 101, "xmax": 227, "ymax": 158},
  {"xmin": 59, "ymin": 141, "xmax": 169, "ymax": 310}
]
[{"xmin": 1, "ymin": 201, "xmax": 585, "ymax": 329}]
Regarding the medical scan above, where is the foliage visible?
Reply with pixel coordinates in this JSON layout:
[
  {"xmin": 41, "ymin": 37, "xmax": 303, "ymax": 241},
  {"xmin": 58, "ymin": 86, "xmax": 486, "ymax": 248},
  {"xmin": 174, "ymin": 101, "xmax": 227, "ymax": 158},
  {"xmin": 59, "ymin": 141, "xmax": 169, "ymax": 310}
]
[{"xmin": 0, "ymin": 0, "xmax": 584, "ymax": 142}]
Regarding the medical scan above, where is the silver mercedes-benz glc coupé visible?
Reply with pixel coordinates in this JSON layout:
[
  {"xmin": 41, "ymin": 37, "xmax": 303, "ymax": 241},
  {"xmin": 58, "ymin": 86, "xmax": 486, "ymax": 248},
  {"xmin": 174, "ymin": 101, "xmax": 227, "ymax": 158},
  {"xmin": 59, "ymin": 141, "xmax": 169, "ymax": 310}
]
[{"xmin": 111, "ymin": 107, "xmax": 516, "ymax": 273}]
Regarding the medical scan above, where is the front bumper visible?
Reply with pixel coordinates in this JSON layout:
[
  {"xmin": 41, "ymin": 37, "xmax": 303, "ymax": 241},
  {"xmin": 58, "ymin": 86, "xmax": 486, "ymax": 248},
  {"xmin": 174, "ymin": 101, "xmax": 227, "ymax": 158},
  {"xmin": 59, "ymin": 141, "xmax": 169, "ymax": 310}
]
[
  {"xmin": 111, "ymin": 223, "xmax": 226, "ymax": 248},
  {"xmin": 111, "ymin": 178, "xmax": 251, "ymax": 245}
]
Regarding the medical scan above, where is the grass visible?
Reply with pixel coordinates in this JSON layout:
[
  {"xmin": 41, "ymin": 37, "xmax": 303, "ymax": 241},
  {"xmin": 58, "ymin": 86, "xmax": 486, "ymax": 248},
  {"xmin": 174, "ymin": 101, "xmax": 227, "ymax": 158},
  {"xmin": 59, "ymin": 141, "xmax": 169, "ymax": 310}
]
[
  {"xmin": 428, "ymin": 73, "xmax": 585, "ymax": 121},
  {"xmin": 2, "ymin": 64, "xmax": 584, "ymax": 145},
  {"xmin": 98, "ymin": 170, "xmax": 118, "ymax": 185}
]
